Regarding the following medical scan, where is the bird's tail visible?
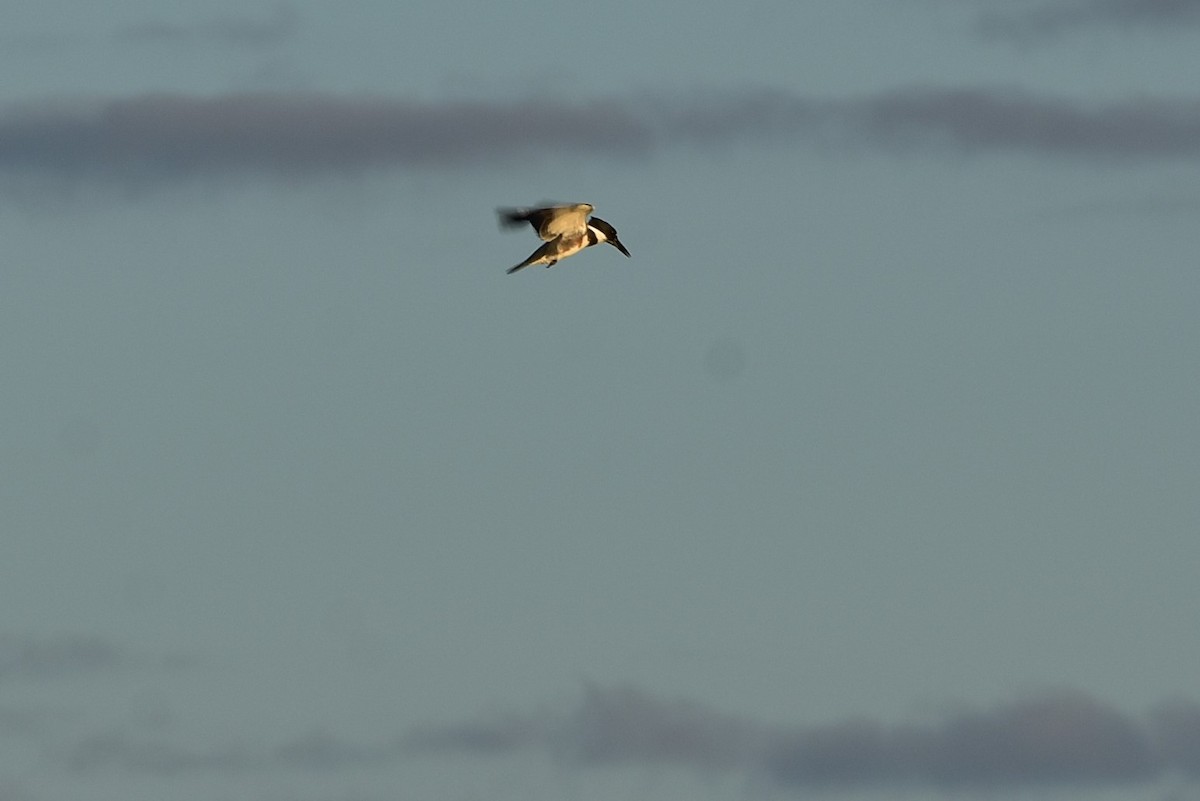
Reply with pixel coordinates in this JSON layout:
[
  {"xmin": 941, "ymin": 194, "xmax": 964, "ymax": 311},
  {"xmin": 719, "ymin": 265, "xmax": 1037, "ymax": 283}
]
[
  {"xmin": 507, "ymin": 241, "xmax": 553, "ymax": 274},
  {"xmin": 507, "ymin": 253, "xmax": 540, "ymax": 274},
  {"xmin": 497, "ymin": 208, "xmax": 529, "ymax": 228}
]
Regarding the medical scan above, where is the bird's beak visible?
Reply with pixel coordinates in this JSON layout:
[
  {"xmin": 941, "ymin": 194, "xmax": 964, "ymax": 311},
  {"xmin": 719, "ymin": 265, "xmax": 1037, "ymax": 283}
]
[{"xmin": 611, "ymin": 239, "xmax": 631, "ymax": 258}]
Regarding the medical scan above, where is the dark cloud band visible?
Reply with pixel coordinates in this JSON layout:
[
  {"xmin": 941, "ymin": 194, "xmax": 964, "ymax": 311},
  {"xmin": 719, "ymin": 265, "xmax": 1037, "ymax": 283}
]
[
  {"xmin": 53, "ymin": 683, "xmax": 1200, "ymax": 791},
  {"xmin": 2, "ymin": 87, "xmax": 1199, "ymax": 190},
  {"xmin": 408, "ymin": 685, "xmax": 1200, "ymax": 792},
  {"xmin": 0, "ymin": 94, "xmax": 651, "ymax": 184}
]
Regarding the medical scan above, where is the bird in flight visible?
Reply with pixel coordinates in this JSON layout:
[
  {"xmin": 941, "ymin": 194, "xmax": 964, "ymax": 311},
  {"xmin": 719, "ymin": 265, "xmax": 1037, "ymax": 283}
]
[{"xmin": 498, "ymin": 203, "xmax": 631, "ymax": 274}]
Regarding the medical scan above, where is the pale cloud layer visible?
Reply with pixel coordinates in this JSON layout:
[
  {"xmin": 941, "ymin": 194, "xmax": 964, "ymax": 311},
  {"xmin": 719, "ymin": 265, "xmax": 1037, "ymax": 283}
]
[
  {"xmin": 62, "ymin": 727, "xmax": 409, "ymax": 776},
  {"xmin": 0, "ymin": 633, "xmax": 124, "ymax": 681},
  {"xmin": 977, "ymin": 0, "xmax": 1200, "ymax": 40},
  {"xmin": 113, "ymin": 3, "xmax": 299, "ymax": 48}
]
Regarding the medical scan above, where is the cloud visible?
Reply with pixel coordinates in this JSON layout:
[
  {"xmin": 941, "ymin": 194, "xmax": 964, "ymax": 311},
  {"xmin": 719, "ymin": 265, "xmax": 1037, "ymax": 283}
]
[
  {"xmin": 273, "ymin": 729, "xmax": 404, "ymax": 770},
  {"xmin": 0, "ymin": 705, "xmax": 63, "ymax": 737},
  {"xmin": 47, "ymin": 683, "xmax": 1200, "ymax": 798},
  {"xmin": 404, "ymin": 684, "xmax": 766, "ymax": 771},
  {"xmin": 63, "ymin": 727, "xmax": 408, "ymax": 775},
  {"xmin": 113, "ymin": 3, "xmax": 298, "ymax": 48},
  {"xmin": 555, "ymin": 683, "xmax": 767, "ymax": 770},
  {"xmin": 63, "ymin": 730, "xmax": 261, "ymax": 775},
  {"xmin": 1035, "ymin": 192, "xmax": 1200, "ymax": 220},
  {"xmin": 407, "ymin": 684, "xmax": 1200, "ymax": 792},
  {"xmin": 0, "ymin": 93, "xmax": 651, "ymax": 191},
  {"xmin": 766, "ymin": 691, "xmax": 1158, "ymax": 789},
  {"xmin": 2, "ymin": 87, "xmax": 1199, "ymax": 193},
  {"xmin": 976, "ymin": 0, "xmax": 1200, "ymax": 41},
  {"xmin": 0, "ymin": 633, "xmax": 123, "ymax": 681},
  {"xmin": 0, "ymin": 780, "xmax": 40, "ymax": 801},
  {"xmin": 1151, "ymin": 699, "xmax": 1200, "ymax": 777},
  {"xmin": 839, "ymin": 88, "xmax": 1200, "ymax": 159},
  {"xmin": 403, "ymin": 711, "xmax": 548, "ymax": 756}
]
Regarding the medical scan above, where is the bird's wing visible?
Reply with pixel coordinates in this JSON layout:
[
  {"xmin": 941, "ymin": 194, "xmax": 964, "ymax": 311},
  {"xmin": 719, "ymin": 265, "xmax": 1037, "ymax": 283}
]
[
  {"xmin": 518, "ymin": 204, "xmax": 593, "ymax": 240},
  {"xmin": 498, "ymin": 203, "xmax": 594, "ymax": 241}
]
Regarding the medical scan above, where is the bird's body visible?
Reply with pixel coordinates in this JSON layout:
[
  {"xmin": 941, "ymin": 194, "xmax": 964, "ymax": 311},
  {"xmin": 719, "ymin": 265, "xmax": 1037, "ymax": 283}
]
[{"xmin": 498, "ymin": 203, "xmax": 630, "ymax": 274}]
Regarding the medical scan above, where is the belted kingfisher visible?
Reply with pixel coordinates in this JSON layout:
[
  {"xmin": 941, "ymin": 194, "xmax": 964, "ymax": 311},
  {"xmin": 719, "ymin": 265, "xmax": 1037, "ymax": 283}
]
[{"xmin": 498, "ymin": 203, "xmax": 631, "ymax": 274}]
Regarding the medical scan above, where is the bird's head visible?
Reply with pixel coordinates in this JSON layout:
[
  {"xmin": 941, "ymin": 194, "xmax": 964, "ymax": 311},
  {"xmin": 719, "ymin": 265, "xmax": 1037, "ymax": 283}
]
[{"xmin": 588, "ymin": 218, "xmax": 631, "ymax": 258}]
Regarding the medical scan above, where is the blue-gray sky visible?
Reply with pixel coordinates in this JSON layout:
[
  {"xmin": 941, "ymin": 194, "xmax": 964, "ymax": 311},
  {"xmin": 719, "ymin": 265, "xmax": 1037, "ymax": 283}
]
[{"xmin": 2, "ymin": 2, "xmax": 1199, "ymax": 800}]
